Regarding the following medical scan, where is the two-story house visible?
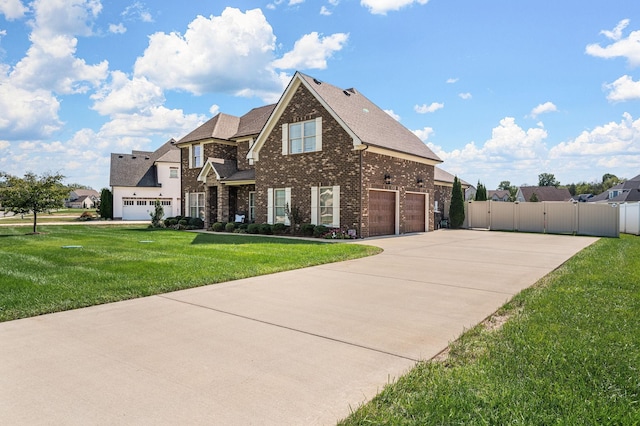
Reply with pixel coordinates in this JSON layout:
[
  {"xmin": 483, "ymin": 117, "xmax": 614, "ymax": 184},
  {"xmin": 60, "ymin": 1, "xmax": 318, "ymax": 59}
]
[
  {"xmin": 110, "ymin": 139, "xmax": 181, "ymax": 220},
  {"xmin": 178, "ymin": 72, "xmax": 443, "ymax": 237}
]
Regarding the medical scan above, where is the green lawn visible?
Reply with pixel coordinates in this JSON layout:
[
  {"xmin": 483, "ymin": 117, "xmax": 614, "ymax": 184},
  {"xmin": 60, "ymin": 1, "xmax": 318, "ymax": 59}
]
[
  {"xmin": 0, "ymin": 225, "xmax": 380, "ymax": 322},
  {"xmin": 0, "ymin": 208, "xmax": 92, "ymax": 224},
  {"xmin": 341, "ymin": 234, "xmax": 640, "ymax": 425}
]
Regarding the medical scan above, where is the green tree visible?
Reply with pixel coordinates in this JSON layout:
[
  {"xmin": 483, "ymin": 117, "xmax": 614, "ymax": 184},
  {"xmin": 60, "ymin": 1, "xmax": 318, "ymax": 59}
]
[
  {"xmin": 529, "ymin": 192, "xmax": 540, "ymax": 202},
  {"xmin": 497, "ymin": 180, "xmax": 512, "ymax": 190},
  {"xmin": 0, "ymin": 171, "xmax": 68, "ymax": 233},
  {"xmin": 449, "ymin": 176, "xmax": 465, "ymax": 228},
  {"xmin": 475, "ymin": 181, "xmax": 487, "ymax": 201},
  {"xmin": 150, "ymin": 199, "xmax": 164, "ymax": 227},
  {"xmin": 538, "ymin": 173, "xmax": 559, "ymax": 187},
  {"xmin": 99, "ymin": 188, "xmax": 113, "ymax": 219}
]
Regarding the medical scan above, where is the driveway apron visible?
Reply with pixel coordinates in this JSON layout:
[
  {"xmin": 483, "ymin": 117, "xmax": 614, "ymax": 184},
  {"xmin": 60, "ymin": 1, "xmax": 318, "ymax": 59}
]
[{"xmin": 0, "ymin": 230, "xmax": 597, "ymax": 425}]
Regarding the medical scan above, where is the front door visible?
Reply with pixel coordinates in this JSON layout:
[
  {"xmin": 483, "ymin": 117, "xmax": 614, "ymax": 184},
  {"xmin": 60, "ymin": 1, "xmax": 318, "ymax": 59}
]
[
  {"xmin": 208, "ymin": 186, "xmax": 218, "ymax": 223},
  {"xmin": 228, "ymin": 187, "xmax": 238, "ymax": 222}
]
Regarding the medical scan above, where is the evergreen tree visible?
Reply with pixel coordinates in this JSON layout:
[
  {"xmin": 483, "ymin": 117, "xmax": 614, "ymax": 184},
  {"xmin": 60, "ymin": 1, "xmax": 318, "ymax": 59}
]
[
  {"xmin": 449, "ymin": 176, "xmax": 465, "ymax": 228},
  {"xmin": 99, "ymin": 188, "xmax": 113, "ymax": 219},
  {"xmin": 529, "ymin": 192, "xmax": 539, "ymax": 202},
  {"xmin": 475, "ymin": 181, "xmax": 487, "ymax": 201}
]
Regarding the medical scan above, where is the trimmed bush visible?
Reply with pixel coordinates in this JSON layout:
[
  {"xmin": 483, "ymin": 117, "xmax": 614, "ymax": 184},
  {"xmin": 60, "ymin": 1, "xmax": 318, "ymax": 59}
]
[
  {"xmin": 313, "ymin": 225, "xmax": 329, "ymax": 238},
  {"xmin": 225, "ymin": 222, "xmax": 236, "ymax": 232},
  {"xmin": 300, "ymin": 223, "xmax": 315, "ymax": 236},
  {"xmin": 247, "ymin": 223, "xmax": 260, "ymax": 234},
  {"xmin": 259, "ymin": 223, "xmax": 273, "ymax": 235},
  {"xmin": 272, "ymin": 223, "xmax": 287, "ymax": 234},
  {"xmin": 188, "ymin": 217, "xmax": 205, "ymax": 229},
  {"xmin": 211, "ymin": 222, "xmax": 224, "ymax": 232}
]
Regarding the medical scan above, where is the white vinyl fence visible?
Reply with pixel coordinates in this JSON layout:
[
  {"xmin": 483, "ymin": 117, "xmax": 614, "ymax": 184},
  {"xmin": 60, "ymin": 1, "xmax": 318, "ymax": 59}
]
[
  {"xmin": 620, "ymin": 203, "xmax": 640, "ymax": 235},
  {"xmin": 463, "ymin": 201, "xmax": 619, "ymax": 238}
]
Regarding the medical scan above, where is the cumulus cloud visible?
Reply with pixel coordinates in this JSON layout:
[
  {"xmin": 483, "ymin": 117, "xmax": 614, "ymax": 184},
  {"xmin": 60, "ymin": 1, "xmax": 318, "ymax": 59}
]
[
  {"xmin": 91, "ymin": 71, "xmax": 164, "ymax": 115},
  {"xmin": 32, "ymin": 0, "xmax": 102, "ymax": 38},
  {"xmin": 586, "ymin": 19, "xmax": 640, "ymax": 67},
  {"xmin": 414, "ymin": 102, "xmax": 443, "ymax": 113},
  {"xmin": 0, "ymin": 0, "xmax": 27, "ymax": 20},
  {"xmin": 109, "ymin": 23, "xmax": 126, "ymax": 34},
  {"xmin": 320, "ymin": 6, "xmax": 331, "ymax": 15},
  {"xmin": 446, "ymin": 77, "xmax": 458, "ymax": 84},
  {"xmin": 604, "ymin": 75, "xmax": 640, "ymax": 101},
  {"xmin": 271, "ymin": 32, "xmax": 349, "ymax": 70},
  {"xmin": 384, "ymin": 109, "xmax": 400, "ymax": 121},
  {"xmin": 413, "ymin": 126, "xmax": 434, "ymax": 141},
  {"xmin": 529, "ymin": 101, "xmax": 558, "ymax": 118},
  {"xmin": 134, "ymin": 8, "xmax": 283, "ymax": 99},
  {"xmin": 459, "ymin": 92, "xmax": 472, "ymax": 100},
  {"xmin": 361, "ymin": 0, "xmax": 429, "ymax": 15}
]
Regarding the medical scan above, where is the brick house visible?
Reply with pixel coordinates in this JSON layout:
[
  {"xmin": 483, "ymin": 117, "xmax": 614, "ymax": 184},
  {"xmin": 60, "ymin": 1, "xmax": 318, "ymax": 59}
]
[
  {"xmin": 178, "ymin": 72, "xmax": 443, "ymax": 237},
  {"xmin": 433, "ymin": 167, "xmax": 471, "ymax": 223}
]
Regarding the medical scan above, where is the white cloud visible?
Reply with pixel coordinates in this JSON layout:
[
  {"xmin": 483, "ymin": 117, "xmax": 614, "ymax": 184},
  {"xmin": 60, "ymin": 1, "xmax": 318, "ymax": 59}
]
[
  {"xmin": 413, "ymin": 126, "xmax": 434, "ymax": 141},
  {"xmin": 604, "ymin": 75, "xmax": 640, "ymax": 101},
  {"xmin": 289, "ymin": 0, "xmax": 304, "ymax": 4},
  {"xmin": 134, "ymin": 8, "xmax": 283, "ymax": 100},
  {"xmin": 549, "ymin": 112, "xmax": 640, "ymax": 158},
  {"xmin": 600, "ymin": 19, "xmax": 629, "ymax": 41},
  {"xmin": 529, "ymin": 101, "xmax": 558, "ymax": 118},
  {"xmin": 320, "ymin": 6, "xmax": 331, "ymax": 15},
  {"xmin": 91, "ymin": 71, "xmax": 164, "ymax": 115},
  {"xmin": 586, "ymin": 20, "xmax": 640, "ymax": 67},
  {"xmin": 99, "ymin": 106, "xmax": 205, "ymax": 140},
  {"xmin": 384, "ymin": 109, "xmax": 400, "ymax": 121},
  {"xmin": 31, "ymin": 0, "xmax": 102, "ymax": 38},
  {"xmin": 459, "ymin": 92, "xmax": 472, "ymax": 100},
  {"xmin": 122, "ymin": 2, "xmax": 153, "ymax": 23},
  {"xmin": 271, "ymin": 32, "xmax": 349, "ymax": 70},
  {"xmin": 209, "ymin": 104, "xmax": 220, "ymax": 116},
  {"xmin": 414, "ymin": 102, "xmax": 443, "ymax": 113},
  {"xmin": 329, "ymin": 0, "xmax": 340, "ymax": 4},
  {"xmin": 0, "ymin": 140, "xmax": 9, "ymax": 150},
  {"xmin": 361, "ymin": 0, "xmax": 429, "ymax": 15},
  {"xmin": 446, "ymin": 77, "xmax": 458, "ymax": 84},
  {"xmin": 0, "ymin": 0, "xmax": 27, "ymax": 20},
  {"xmin": 109, "ymin": 23, "xmax": 126, "ymax": 34}
]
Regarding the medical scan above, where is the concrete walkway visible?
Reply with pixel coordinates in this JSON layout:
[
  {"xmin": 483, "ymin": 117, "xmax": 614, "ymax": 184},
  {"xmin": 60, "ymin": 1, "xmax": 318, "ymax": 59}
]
[{"xmin": 0, "ymin": 230, "xmax": 597, "ymax": 425}]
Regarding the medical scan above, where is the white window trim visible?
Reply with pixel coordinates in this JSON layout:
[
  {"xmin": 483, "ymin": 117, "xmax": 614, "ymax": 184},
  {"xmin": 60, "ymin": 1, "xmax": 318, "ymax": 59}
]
[
  {"xmin": 282, "ymin": 117, "xmax": 322, "ymax": 155},
  {"xmin": 311, "ymin": 185, "xmax": 340, "ymax": 228},
  {"xmin": 267, "ymin": 187, "xmax": 291, "ymax": 225},
  {"xmin": 188, "ymin": 192, "xmax": 205, "ymax": 220},
  {"xmin": 189, "ymin": 144, "xmax": 203, "ymax": 168},
  {"xmin": 249, "ymin": 191, "xmax": 255, "ymax": 222}
]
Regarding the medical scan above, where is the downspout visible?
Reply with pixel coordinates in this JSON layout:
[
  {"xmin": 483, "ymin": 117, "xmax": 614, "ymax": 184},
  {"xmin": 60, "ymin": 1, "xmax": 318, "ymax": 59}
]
[{"xmin": 359, "ymin": 144, "xmax": 369, "ymax": 238}]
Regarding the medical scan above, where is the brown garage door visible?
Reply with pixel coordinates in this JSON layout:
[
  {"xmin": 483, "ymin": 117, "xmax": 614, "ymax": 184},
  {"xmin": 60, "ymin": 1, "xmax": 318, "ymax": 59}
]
[
  {"xmin": 369, "ymin": 190, "xmax": 396, "ymax": 236},
  {"xmin": 405, "ymin": 193, "xmax": 426, "ymax": 233}
]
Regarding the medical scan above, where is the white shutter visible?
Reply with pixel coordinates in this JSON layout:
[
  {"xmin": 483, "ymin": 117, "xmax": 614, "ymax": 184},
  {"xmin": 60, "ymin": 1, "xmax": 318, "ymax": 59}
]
[
  {"xmin": 188, "ymin": 146, "xmax": 193, "ymax": 168},
  {"xmin": 184, "ymin": 193, "xmax": 189, "ymax": 216},
  {"xmin": 267, "ymin": 188, "xmax": 274, "ymax": 224},
  {"xmin": 284, "ymin": 187, "xmax": 291, "ymax": 226},
  {"xmin": 332, "ymin": 185, "xmax": 340, "ymax": 228},
  {"xmin": 315, "ymin": 117, "xmax": 322, "ymax": 152},
  {"xmin": 310, "ymin": 187, "xmax": 319, "ymax": 225},
  {"xmin": 281, "ymin": 123, "xmax": 288, "ymax": 155}
]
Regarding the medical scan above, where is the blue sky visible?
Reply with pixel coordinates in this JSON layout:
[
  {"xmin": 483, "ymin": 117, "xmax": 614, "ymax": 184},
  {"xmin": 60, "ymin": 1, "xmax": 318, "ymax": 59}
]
[{"xmin": 1, "ymin": 0, "xmax": 639, "ymax": 191}]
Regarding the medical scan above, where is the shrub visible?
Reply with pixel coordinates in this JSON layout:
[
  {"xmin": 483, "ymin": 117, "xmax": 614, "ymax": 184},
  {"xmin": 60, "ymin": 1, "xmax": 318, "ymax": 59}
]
[
  {"xmin": 300, "ymin": 223, "xmax": 315, "ymax": 236},
  {"xmin": 272, "ymin": 223, "xmax": 287, "ymax": 234},
  {"xmin": 313, "ymin": 225, "xmax": 329, "ymax": 238},
  {"xmin": 178, "ymin": 219, "xmax": 188, "ymax": 227},
  {"xmin": 211, "ymin": 222, "xmax": 224, "ymax": 232},
  {"xmin": 188, "ymin": 217, "xmax": 204, "ymax": 229},
  {"xmin": 164, "ymin": 218, "xmax": 178, "ymax": 227},
  {"xmin": 247, "ymin": 223, "xmax": 260, "ymax": 234},
  {"xmin": 225, "ymin": 222, "xmax": 236, "ymax": 232},
  {"xmin": 77, "ymin": 211, "xmax": 95, "ymax": 221},
  {"xmin": 150, "ymin": 200, "xmax": 165, "ymax": 228},
  {"xmin": 259, "ymin": 223, "xmax": 273, "ymax": 235}
]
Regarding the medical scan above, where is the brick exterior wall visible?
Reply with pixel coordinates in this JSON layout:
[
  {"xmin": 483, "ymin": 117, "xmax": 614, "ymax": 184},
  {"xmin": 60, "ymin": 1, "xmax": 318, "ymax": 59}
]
[
  {"xmin": 434, "ymin": 183, "xmax": 453, "ymax": 220},
  {"xmin": 254, "ymin": 84, "xmax": 361, "ymax": 232},
  {"xmin": 361, "ymin": 151, "xmax": 435, "ymax": 237},
  {"xmin": 236, "ymin": 140, "xmax": 251, "ymax": 171}
]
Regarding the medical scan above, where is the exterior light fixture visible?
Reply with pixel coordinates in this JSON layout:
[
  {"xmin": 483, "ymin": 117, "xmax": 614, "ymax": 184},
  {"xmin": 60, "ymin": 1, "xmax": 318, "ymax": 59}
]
[
  {"xmin": 384, "ymin": 174, "xmax": 391, "ymax": 185},
  {"xmin": 417, "ymin": 178, "xmax": 424, "ymax": 187},
  {"xmin": 133, "ymin": 192, "xmax": 136, "ymax": 196}
]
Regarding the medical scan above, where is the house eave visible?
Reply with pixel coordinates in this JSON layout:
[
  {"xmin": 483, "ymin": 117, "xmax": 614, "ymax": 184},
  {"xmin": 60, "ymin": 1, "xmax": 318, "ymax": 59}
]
[{"xmin": 364, "ymin": 145, "xmax": 442, "ymax": 166}]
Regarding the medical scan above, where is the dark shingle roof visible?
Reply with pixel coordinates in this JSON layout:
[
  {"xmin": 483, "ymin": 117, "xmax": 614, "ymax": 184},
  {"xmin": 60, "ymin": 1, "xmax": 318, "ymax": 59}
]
[
  {"xmin": 233, "ymin": 104, "xmax": 276, "ymax": 139},
  {"xmin": 434, "ymin": 167, "xmax": 470, "ymax": 186},
  {"xmin": 519, "ymin": 186, "xmax": 572, "ymax": 202},
  {"xmin": 299, "ymin": 73, "xmax": 441, "ymax": 162},
  {"xmin": 178, "ymin": 113, "xmax": 240, "ymax": 144},
  {"xmin": 223, "ymin": 169, "xmax": 255, "ymax": 182},
  {"xmin": 110, "ymin": 139, "xmax": 179, "ymax": 187}
]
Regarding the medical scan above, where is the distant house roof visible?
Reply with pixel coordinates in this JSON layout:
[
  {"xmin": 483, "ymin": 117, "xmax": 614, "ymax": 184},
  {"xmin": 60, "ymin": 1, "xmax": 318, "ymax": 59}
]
[
  {"xmin": 589, "ymin": 173, "xmax": 640, "ymax": 203},
  {"xmin": 110, "ymin": 139, "xmax": 179, "ymax": 187},
  {"xmin": 177, "ymin": 113, "xmax": 241, "ymax": 145},
  {"xmin": 249, "ymin": 72, "xmax": 442, "ymax": 164},
  {"xmin": 434, "ymin": 167, "xmax": 470, "ymax": 187},
  {"xmin": 489, "ymin": 190, "xmax": 510, "ymax": 200},
  {"xmin": 70, "ymin": 189, "xmax": 100, "ymax": 199},
  {"xmin": 233, "ymin": 104, "xmax": 276, "ymax": 139},
  {"xmin": 519, "ymin": 186, "xmax": 572, "ymax": 202}
]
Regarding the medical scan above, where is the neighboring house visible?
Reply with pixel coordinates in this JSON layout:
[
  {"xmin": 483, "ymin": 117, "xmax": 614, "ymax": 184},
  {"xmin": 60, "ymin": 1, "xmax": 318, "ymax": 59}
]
[
  {"xmin": 571, "ymin": 193, "xmax": 594, "ymax": 203},
  {"xmin": 110, "ymin": 139, "xmax": 181, "ymax": 220},
  {"xmin": 434, "ymin": 167, "xmax": 471, "ymax": 219},
  {"xmin": 515, "ymin": 186, "xmax": 572, "ymax": 202},
  {"xmin": 488, "ymin": 190, "xmax": 511, "ymax": 202},
  {"xmin": 66, "ymin": 189, "xmax": 100, "ymax": 209},
  {"xmin": 179, "ymin": 72, "xmax": 443, "ymax": 237},
  {"xmin": 588, "ymin": 173, "xmax": 640, "ymax": 203}
]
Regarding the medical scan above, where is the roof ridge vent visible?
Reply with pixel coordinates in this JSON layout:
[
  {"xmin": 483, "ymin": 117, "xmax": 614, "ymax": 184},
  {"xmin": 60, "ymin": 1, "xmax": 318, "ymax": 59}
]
[
  {"xmin": 313, "ymin": 78, "xmax": 322, "ymax": 85},
  {"xmin": 345, "ymin": 88, "xmax": 356, "ymax": 94},
  {"xmin": 343, "ymin": 90, "xmax": 351, "ymax": 97}
]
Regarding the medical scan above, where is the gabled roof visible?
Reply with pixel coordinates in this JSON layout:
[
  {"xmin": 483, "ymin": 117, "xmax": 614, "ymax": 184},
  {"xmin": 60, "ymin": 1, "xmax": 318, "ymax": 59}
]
[
  {"xmin": 110, "ymin": 139, "xmax": 179, "ymax": 187},
  {"xmin": 248, "ymin": 72, "xmax": 442, "ymax": 164},
  {"xmin": 434, "ymin": 167, "xmax": 470, "ymax": 187},
  {"xmin": 519, "ymin": 186, "xmax": 572, "ymax": 202},
  {"xmin": 232, "ymin": 104, "xmax": 276, "ymax": 139},
  {"xmin": 70, "ymin": 189, "xmax": 100, "ymax": 199},
  {"xmin": 177, "ymin": 113, "xmax": 240, "ymax": 144},
  {"xmin": 589, "ymin": 174, "xmax": 640, "ymax": 203},
  {"xmin": 489, "ymin": 190, "xmax": 511, "ymax": 199}
]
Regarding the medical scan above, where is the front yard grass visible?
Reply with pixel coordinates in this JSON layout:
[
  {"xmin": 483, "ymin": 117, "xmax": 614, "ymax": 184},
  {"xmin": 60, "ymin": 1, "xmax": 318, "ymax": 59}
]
[
  {"xmin": 0, "ymin": 225, "xmax": 381, "ymax": 322},
  {"xmin": 341, "ymin": 234, "xmax": 640, "ymax": 425}
]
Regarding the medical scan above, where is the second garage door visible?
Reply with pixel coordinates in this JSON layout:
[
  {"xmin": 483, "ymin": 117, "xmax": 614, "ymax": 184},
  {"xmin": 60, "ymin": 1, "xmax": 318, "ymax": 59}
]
[
  {"xmin": 405, "ymin": 193, "xmax": 427, "ymax": 233},
  {"xmin": 369, "ymin": 190, "xmax": 396, "ymax": 236}
]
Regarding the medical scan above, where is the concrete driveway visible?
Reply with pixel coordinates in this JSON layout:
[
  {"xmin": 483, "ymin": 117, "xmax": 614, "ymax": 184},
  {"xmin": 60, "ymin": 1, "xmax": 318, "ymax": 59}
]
[{"xmin": 0, "ymin": 230, "xmax": 597, "ymax": 425}]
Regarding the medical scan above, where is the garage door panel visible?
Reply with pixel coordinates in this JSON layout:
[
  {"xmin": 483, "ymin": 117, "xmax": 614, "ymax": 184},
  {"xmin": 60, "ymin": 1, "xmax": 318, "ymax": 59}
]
[
  {"xmin": 369, "ymin": 190, "xmax": 396, "ymax": 237},
  {"xmin": 405, "ymin": 193, "xmax": 426, "ymax": 233}
]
